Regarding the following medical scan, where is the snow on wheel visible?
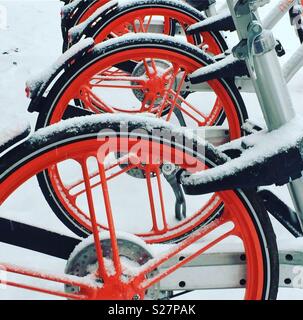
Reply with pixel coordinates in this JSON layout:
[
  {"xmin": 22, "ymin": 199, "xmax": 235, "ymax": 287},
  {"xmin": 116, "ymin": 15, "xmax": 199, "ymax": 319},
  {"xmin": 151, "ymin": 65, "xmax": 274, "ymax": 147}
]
[{"xmin": 34, "ymin": 35, "xmax": 247, "ymax": 238}]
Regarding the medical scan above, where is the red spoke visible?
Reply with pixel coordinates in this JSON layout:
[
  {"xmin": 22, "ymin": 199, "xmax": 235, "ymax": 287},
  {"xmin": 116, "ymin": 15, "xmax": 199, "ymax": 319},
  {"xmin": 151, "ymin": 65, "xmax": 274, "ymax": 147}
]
[
  {"xmin": 138, "ymin": 216, "xmax": 231, "ymax": 279},
  {"xmin": 150, "ymin": 58, "xmax": 158, "ymax": 74},
  {"xmin": 81, "ymin": 160, "xmax": 108, "ymax": 279},
  {"xmin": 91, "ymin": 75, "xmax": 146, "ymax": 84},
  {"xmin": 156, "ymin": 65, "xmax": 180, "ymax": 117},
  {"xmin": 0, "ymin": 279, "xmax": 87, "ymax": 300},
  {"xmin": 143, "ymin": 165, "xmax": 168, "ymax": 233},
  {"xmin": 138, "ymin": 18, "xmax": 146, "ymax": 32},
  {"xmin": 2, "ymin": 263, "xmax": 94, "ymax": 289},
  {"xmin": 82, "ymin": 86, "xmax": 115, "ymax": 113},
  {"xmin": 98, "ymin": 163, "xmax": 122, "ymax": 276},
  {"xmin": 71, "ymin": 160, "xmax": 135, "ymax": 198},
  {"xmin": 141, "ymin": 226, "xmax": 234, "ymax": 291},
  {"xmin": 144, "ymin": 15, "xmax": 153, "ymax": 32},
  {"xmin": 67, "ymin": 171, "xmax": 99, "ymax": 193},
  {"xmin": 155, "ymin": 166, "xmax": 168, "ymax": 232},
  {"xmin": 162, "ymin": 65, "xmax": 174, "ymax": 78},
  {"xmin": 95, "ymin": 68, "xmax": 130, "ymax": 78},
  {"xmin": 169, "ymin": 89, "xmax": 208, "ymax": 125},
  {"xmin": 143, "ymin": 59, "xmax": 153, "ymax": 78},
  {"xmin": 106, "ymin": 164, "xmax": 137, "ymax": 182},
  {"xmin": 145, "ymin": 165, "xmax": 160, "ymax": 233},
  {"xmin": 131, "ymin": 21, "xmax": 139, "ymax": 33},
  {"xmin": 140, "ymin": 196, "xmax": 222, "ymax": 240},
  {"xmin": 130, "ymin": 214, "xmax": 233, "ymax": 290},
  {"xmin": 174, "ymin": 91, "xmax": 209, "ymax": 119},
  {"xmin": 92, "ymin": 83, "xmax": 144, "ymax": 90},
  {"xmin": 139, "ymin": 94, "xmax": 151, "ymax": 112},
  {"xmin": 146, "ymin": 96, "xmax": 157, "ymax": 113},
  {"xmin": 78, "ymin": 86, "xmax": 106, "ymax": 113},
  {"xmin": 166, "ymin": 71, "xmax": 188, "ymax": 121}
]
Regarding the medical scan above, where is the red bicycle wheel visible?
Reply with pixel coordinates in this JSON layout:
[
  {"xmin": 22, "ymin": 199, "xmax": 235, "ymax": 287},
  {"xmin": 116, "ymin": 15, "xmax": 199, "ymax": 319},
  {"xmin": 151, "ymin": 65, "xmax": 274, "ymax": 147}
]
[
  {"xmin": 35, "ymin": 37, "xmax": 247, "ymax": 237},
  {"xmin": 0, "ymin": 116, "xmax": 278, "ymax": 299},
  {"xmin": 67, "ymin": 0, "xmax": 225, "ymax": 55},
  {"xmin": 89, "ymin": 5, "xmax": 222, "ymax": 54}
]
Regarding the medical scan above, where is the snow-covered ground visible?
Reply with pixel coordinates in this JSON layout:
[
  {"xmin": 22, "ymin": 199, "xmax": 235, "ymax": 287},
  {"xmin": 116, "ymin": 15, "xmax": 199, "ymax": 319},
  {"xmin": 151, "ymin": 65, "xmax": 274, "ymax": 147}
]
[{"xmin": 0, "ymin": 0, "xmax": 303, "ymax": 299}]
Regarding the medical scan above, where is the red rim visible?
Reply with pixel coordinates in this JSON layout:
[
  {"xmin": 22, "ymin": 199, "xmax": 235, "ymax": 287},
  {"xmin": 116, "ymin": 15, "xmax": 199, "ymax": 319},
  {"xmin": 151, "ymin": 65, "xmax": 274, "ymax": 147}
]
[
  {"xmin": 0, "ymin": 136, "xmax": 266, "ymax": 299},
  {"xmin": 91, "ymin": 7, "xmax": 222, "ymax": 55},
  {"xmin": 78, "ymin": 1, "xmax": 112, "ymax": 24},
  {"xmin": 43, "ymin": 47, "xmax": 242, "ymax": 238},
  {"xmin": 77, "ymin": 3, "xmax": 192, "ymax": 41},
  {"xmin": 49, "ymin": 49, "xmax": 241, "ymax": 135}
]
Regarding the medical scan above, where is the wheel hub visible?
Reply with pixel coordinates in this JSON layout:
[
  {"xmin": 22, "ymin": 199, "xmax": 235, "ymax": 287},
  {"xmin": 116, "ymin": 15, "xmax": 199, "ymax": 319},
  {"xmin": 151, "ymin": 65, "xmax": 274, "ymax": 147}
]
[{"xmin": 131, "ymin": 59, "xmax": 173, "ymax": 107}]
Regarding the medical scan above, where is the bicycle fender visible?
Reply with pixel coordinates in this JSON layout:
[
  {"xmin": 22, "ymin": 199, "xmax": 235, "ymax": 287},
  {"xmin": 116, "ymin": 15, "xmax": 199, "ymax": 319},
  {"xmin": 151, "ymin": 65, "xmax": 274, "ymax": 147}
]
[
  {"xmin": 61, "ymin": 0, "xmax": 99, "ymax": 31},
  {"xmin": 26, "ymin": 38, "xmax": 95, "ymax": 113},
  {"xmin": 187, "ymin": 13, "xmax": 236, "ymax": 34},
  {"xmin": 67, "ymin": 0, "xmax": 119, "ymax": 46}
]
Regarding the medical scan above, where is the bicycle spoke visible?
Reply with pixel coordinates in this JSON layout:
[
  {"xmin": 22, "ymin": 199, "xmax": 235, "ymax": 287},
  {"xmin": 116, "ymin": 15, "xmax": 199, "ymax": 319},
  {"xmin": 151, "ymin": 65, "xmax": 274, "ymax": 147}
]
[
  {"xmin": 156, "ymin": 64, "xmax": 180, "ymax": 117},
  {"xmin": 138, "ymin": 17, "xmax": 146, "ymax": 32},
  {"xmin": 143, "ymin": 59, "xmax": 154, "ymax": 78},
  {"xmin": 81, "ymin": 159, "xmax": 108, "ymax": 279},
  {"xmin": 144, "ymin": 15, "xmax": 153, "ymax": 32},
  {"xmin": 85, "ymin": 87, "xmax": 115, "ymax": 113},
  {"xmin": 169, "ymin": 89, "xmax": 209, "ymax": 125},
  {"xmin": 91, "ymin": 75, "xmax": 146, "ymax": 85},
  {"xmin": 137, "ymin": 217, "xmax": 234, "ymax": 291},
  {"xmin": 145, "ymin": 165, "xmax": 161, "ymax": 233},
  {"xmin": 166, "ymin": 71, "xmax": 188, "ymax": 121},
  {"xmin": 146, "ymin": 96, "xmax": 157, "ymax": 113},
  {"xmin": 144, "ymin": 165, "xmax": 169, "ymax": 234},
  {"xmin": 68, "ymin": 155, "xmax": 136, "ymax": 198},
  {"xmin": 98, "ymin": 162, "xmax": 122, "ymax": 276},
  {"xmin": 155, "ymin": 166, "xmax": 168, "ymax": 232},
  {"xmin": 49, "ymin": 164, "xmax": 98, "ymax": 227}
]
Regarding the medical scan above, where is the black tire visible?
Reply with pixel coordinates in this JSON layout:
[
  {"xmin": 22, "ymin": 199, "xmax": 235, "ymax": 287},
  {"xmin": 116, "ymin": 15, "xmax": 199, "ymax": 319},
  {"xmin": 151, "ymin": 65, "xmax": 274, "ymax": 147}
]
[{"xmin": 1, "ymin": 114, "xmax": 278, "ymax": 299}]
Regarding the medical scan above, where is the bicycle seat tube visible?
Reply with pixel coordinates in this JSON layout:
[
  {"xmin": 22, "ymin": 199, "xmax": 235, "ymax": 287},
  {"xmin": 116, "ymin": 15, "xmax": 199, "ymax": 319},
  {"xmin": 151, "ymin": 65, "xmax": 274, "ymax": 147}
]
[{"xmin": 227, "ymin": 0, "xmax": 303, "ymax": 228}]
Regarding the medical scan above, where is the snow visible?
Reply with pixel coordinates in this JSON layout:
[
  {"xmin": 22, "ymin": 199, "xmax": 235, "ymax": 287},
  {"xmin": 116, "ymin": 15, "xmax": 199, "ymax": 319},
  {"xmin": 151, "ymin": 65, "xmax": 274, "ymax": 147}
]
[
  {"xmin": 61, "ymin": 0, "xmax": 85, "ymax": 16},
  {"xmin": 92, "ymin": 31, "xmax": 202, "ymax": 54},
  {"xmin": 68, "ymin": 0, "xmax": 119, "ymax": 42},
  {"xmin": 0, "ymin": 0, "xmax": 303, "ymax": 300},
  {"xmin": 182, "ymin": 115, "xmax": 303, "ymax": 186},
  {"xmin": 26, "ymin": 37, "xmax": 95, "ymax": 99},
  {"xmin": 68, "ymin": 0, "xmax": 205, "ymax": 43},
  {"xmin": 0, "ymin": 111, "xmax": 29, "ymax": 147},
  {"xmin": 187, "ymin": 9, "xmax": 231, "ymax": 33},
  {"xmin": 68, "ymin": 230, "xmax": 154, "ymax": 263},
  {"xmin": 189, "ymin": 54, "xmax": 236, "ymax": 80}
]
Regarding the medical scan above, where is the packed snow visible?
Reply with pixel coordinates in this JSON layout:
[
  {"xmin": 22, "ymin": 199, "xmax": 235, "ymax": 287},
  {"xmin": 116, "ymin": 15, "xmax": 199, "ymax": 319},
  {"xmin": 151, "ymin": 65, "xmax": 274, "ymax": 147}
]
[
  {"xmin": 26, "ymin": 37, "xmax": 94, "ymax": 98},
  {"xmin": 0, "ymin": 0, "xmax": 303, "ymax": 300},
  {"xmin": 187, "ymin": 10, "xmax": 231, "ymax": 33},
  {"xmin": 183, "ymin": 116, "xmax": 303, "ymax": 186},
  {"xmin": 0, "ymin": 111, "xmax": 29, "ymax": 147}
]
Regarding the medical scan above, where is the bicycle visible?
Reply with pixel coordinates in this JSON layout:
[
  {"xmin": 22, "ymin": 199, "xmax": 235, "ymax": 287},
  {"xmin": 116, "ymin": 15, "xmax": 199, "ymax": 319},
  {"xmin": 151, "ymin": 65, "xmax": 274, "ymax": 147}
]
[
  {"xmin": 0, "ymin": 111, "xmax": 278, "ymax": 300},
  {"xmin": 24, "ymin": 0, "xmax": 303, "ymax": 238},
  {"xmin": 66, "ymin": 0, "xmax": 303, "ymax": 95},
  {"xmin": 2, "ymin": 0, "xmax": 303, "ymax": 300},
  {"xmin": 25, "ymin": 34, "xmax": 248, "ymax": 236}
]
